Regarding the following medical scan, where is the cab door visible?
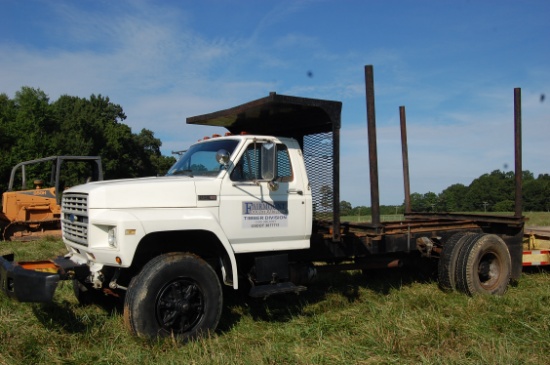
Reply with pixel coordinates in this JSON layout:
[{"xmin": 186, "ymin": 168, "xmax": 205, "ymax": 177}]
[{"xmin": 219, "ymin": 140, "xmax": 309, "ymax": 253}]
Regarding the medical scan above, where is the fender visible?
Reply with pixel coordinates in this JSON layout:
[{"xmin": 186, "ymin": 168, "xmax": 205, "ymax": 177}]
[{"xmin": 85, "ymin": 207, "xmax": 239, "ymax": 289}]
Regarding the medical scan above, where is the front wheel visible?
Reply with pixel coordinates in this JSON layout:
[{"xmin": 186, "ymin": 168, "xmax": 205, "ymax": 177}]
[{"xmin": 123, "ymin": 252, "xmax": 222, "ymax": 341}]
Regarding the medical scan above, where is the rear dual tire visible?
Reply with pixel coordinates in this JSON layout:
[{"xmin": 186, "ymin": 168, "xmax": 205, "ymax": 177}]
[
  {"xmin": 455, "ymin": 234, "xmax": 511, "ymax": 295},
  {"xmin": 438, "ymin": 233, "xmax": 511, "ymax": 295},
  {"xmin": 438, "ymin": 232, "xmax": 475, "ymax": 291}
]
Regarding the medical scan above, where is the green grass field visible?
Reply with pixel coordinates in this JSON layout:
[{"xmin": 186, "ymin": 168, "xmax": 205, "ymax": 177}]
[{"xmin": 1, "ymin": 214, "xmax": 549, "ymax": 364}]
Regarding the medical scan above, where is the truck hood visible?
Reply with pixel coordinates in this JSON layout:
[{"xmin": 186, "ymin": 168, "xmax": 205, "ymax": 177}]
[{"xmin": 66, "ymin": 176, "xmax": 201, "ymax": 209}]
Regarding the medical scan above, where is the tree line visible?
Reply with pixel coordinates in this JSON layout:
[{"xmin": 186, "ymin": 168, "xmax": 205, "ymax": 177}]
[
  {"xmin": 2, "ymin": 87, "xmax": 549, "ymax": 212},
  {"xmin": 340, "ymin": 170, "xmax": 550, "ymax": 215},
  {"xmin": 0, "ymin": 87, "xmax": 176, "ymax": 193}
]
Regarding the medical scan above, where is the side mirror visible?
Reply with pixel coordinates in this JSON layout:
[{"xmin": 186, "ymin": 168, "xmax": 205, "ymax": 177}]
[
  {"xmin": 261, "ymin": 143, "xmax": 276, "ymax": 180},
  {"xmin": 216, "ymin": 149, "xmax": 230, "ymax": 166}
]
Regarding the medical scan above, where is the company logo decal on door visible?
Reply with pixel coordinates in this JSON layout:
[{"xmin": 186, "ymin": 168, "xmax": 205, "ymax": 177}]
[{"xmin": 242, "ymin": 201, "xmax": 288, "ymax": 228}]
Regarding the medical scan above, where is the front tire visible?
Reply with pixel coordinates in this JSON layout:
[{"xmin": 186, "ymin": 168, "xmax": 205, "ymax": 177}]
[{"xmin": 123, "ymin": 252, "xmax": 222, "ymax": 341}]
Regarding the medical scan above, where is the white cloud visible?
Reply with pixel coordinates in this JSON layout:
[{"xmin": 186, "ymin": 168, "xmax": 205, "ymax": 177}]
[{"xmin": 1, "ymin": 0, "xmax": 548, "ymax": 207}]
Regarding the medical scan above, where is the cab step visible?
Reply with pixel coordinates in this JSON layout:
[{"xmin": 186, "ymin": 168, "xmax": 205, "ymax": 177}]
[{"xmin": 249, "ymin": 282, "xmax": 307, "ymax": 299}]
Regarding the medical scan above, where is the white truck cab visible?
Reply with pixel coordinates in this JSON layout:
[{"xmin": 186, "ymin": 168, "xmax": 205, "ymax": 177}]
[{"xmin": 61, "ymin": 134, "xmax": 313, "ymax": 291}]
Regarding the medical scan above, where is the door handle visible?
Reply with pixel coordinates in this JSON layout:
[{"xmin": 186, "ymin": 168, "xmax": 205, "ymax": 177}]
[{"xmin": 288, "ymin": 189, "xmax": 303, "ymax": 195}]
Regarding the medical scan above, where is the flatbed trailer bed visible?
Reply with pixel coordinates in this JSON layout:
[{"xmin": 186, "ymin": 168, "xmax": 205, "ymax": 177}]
[{"xmin": 523, "ymin": 227, "xmax": 550, "ymax": 266}]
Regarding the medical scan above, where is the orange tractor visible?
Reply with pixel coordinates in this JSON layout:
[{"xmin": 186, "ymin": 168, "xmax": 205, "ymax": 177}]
[{"xmin": 0, "ymin": 156, "xmax": 102, "ymax": 241}]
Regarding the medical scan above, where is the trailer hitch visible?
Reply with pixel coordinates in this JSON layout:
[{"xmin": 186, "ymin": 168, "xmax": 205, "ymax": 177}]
[{"xmin": 416, "ymin": 237, "xmax": 441, "ymax": 258}]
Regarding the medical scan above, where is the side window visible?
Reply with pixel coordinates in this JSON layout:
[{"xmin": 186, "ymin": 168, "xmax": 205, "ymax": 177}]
[
  {"xmin": 231, "ymin": 144, "xmax": 260, "ymax": 181},
  {"xmin": 231, "ymin": 143, "xmax": 293, "ymax": 182},
  {"xmin": 276, "ymin": 145, "xmax": 292, "ymax": 182}
]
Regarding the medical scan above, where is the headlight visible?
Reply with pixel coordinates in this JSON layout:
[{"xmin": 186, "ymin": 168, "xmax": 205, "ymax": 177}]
[{"xmin": 108, "ymin": 227, "xmax": 117, "ymax": 248}]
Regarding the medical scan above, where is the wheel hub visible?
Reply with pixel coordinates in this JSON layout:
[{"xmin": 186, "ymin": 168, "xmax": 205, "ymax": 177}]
[
  {"xmin": 156, "ymin": 278, "xmax": 204, "ymax": 334},
  {"xmin": 479, "ymin": 252, "xmax": 499, "ymax": 288}
]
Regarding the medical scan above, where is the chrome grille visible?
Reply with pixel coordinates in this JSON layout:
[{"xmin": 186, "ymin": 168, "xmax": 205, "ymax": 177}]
[{"xmin": 61, "ymin": 193, "xmax": 89, "ymax": 246}]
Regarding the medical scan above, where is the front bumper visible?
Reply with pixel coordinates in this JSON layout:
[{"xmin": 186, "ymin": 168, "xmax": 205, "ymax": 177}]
[{"xmin": 0, "ymin": 254, "xmax": 89, "ymax": 302}]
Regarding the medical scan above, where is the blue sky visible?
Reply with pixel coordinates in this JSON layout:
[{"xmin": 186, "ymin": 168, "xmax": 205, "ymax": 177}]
[{"xmin": 1, "ymin": 0, "xmax": 548, "ymax": 206}]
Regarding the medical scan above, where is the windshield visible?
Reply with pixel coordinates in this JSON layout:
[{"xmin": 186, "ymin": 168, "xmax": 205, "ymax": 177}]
[{"xmin": 166, "ymin": 139, "xmax": 240, "ymax": 177}]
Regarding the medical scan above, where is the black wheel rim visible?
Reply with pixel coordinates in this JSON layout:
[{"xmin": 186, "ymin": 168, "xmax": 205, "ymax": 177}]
[{"xmin": 155, "ymin": 278, "xmax": 204, "ymax": 335}]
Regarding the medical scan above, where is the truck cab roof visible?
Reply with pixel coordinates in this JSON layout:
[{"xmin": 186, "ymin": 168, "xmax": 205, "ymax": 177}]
[{"xmin": 186, "ymin": 92, "xmax": 342, "ymax": 140}]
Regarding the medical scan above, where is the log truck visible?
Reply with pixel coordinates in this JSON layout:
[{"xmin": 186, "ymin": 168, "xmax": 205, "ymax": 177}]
[{"xmin": 0, "ymin": 66, "xmax": 525, "ymax": 341}]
